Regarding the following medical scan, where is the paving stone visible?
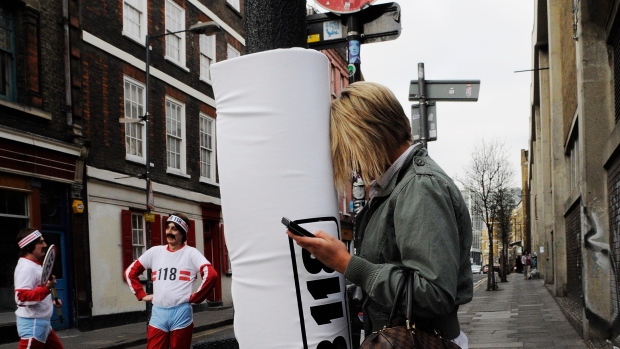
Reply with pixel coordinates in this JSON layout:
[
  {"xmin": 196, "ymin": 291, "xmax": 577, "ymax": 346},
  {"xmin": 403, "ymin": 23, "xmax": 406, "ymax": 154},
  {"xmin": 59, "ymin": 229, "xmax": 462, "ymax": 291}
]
[{"xmin": 459, "ymin": 273, "xmax": 587, "ymax": 348}]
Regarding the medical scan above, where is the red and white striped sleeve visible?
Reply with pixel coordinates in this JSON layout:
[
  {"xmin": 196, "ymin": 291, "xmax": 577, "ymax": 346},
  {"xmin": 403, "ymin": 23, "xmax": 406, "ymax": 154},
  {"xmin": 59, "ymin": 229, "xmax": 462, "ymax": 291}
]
[
  {"xmin": 125, "ymin": 259, "xmax": 147, "ymax": 301},
  {"xmin": 188, "ymin": 252, "xmax": 218, "ymax": 304},
  {"xmin": 15, "ymin": 286, "xmax": 50, "ymax": 306}
]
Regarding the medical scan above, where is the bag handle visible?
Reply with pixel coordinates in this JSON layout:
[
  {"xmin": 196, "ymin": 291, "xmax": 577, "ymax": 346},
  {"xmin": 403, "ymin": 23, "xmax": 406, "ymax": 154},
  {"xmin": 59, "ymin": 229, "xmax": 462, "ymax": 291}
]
[{"xmin": 388, "ymin": 269, "xmax": 410, "ymax": 323}]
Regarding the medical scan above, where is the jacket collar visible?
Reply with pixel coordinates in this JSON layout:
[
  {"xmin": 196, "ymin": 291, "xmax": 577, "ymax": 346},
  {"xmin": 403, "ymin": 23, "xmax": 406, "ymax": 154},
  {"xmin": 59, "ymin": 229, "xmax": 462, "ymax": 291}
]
[{"xmin": 371, "ymin": 143, "xmax": 425, "ymax": 199}]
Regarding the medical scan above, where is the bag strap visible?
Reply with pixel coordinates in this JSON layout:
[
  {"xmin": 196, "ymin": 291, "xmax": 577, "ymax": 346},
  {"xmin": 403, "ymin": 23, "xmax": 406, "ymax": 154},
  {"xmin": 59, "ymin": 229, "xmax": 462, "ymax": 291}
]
[
  {"xmin": 406, "ymin": 271, "xmax": 414, "ymax": 321},
  {"xmin": 388, "ymin": 269, "xmax": 410, "ymax": 323}
]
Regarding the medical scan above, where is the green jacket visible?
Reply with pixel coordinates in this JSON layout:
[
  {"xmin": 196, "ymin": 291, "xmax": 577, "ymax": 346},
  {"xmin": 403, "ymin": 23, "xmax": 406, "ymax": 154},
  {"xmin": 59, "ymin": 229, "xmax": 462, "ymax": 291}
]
[{"xmin": 344, "ymin": 146, "xmax": 473, "ymax": 339}]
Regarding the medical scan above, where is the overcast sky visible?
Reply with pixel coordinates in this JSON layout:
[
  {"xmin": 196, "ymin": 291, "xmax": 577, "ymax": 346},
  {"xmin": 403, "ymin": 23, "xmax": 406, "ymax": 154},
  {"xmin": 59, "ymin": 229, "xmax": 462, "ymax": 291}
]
[{"xmin": 309, "ymin": 0, "xmax": 535, "ymax": 186}]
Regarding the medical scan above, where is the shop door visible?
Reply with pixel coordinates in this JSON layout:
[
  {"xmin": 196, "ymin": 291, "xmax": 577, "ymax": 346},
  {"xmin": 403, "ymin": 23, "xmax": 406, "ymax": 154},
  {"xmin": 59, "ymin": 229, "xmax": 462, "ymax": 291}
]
[{"xmin": 42, "ymin": 231, "xmax": 70, "ymax": 330}]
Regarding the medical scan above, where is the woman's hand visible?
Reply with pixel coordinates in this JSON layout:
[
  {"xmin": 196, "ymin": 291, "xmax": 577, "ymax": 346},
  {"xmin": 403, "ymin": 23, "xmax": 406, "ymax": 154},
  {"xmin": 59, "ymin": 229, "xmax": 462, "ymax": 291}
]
[
  {"xmin": 286, "ymin": 230, "xmax": 351, "ymax": 274},
  {"xmin": 142, "ymin": 294, "xmax": 153, "ymax": 302}
]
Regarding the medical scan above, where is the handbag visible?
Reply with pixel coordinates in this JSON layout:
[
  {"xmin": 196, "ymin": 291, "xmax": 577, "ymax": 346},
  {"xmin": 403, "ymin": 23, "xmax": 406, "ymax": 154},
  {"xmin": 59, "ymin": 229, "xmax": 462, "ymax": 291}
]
[{"xmin": 359, "ymin": 270, "xmax": 461, "ymax": 349}]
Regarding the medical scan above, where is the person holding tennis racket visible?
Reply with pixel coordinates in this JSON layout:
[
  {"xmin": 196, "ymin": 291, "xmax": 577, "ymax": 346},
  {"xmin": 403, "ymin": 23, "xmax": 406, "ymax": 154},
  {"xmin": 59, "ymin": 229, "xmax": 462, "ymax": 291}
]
[{"xmin": 14, "ymin": 228, "xmax": 64, "ymax": 349}]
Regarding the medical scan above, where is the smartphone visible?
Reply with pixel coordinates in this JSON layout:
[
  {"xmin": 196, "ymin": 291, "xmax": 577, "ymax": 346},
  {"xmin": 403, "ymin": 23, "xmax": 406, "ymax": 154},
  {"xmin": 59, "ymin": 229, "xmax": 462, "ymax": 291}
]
[{"xmin": 282, "ymin": 217, "xmax": 316, "ymax": 238}]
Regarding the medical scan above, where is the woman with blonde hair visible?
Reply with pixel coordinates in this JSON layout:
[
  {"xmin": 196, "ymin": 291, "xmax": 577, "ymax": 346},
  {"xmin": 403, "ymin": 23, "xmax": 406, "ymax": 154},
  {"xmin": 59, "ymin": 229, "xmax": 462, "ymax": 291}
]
[{"xmin": 287, "ymin": 81, "xmax": 473, "ymax": 348}]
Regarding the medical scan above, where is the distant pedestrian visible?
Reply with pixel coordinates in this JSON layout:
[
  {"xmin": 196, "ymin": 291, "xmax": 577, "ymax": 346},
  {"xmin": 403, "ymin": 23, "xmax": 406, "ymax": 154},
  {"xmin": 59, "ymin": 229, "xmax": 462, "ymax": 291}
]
[
  {"xmin": 516, "ymin": 255, "xmax": 523, "ymax": 273},
  {"xmin": 522, "ymin": 250, "xmax": 531, "ymax": 279}
]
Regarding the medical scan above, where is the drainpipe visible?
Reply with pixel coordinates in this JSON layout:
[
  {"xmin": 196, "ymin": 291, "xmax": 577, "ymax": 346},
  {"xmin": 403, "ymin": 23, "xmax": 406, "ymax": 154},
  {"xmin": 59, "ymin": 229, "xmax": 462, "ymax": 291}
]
[{"xmin": 63, "ymin": 0, "xmax": 77, "ymax": 138}]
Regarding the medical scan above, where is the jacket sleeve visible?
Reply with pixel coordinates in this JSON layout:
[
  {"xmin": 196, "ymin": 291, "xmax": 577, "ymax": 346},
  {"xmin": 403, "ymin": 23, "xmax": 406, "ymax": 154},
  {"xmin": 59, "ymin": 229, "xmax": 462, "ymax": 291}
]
[
  {"xmin": 125, "ymin": 259, "xmax": 147, "ymax": 301},
  {"xmin": 345, "ymin": 173, "xmax": 461, "ymax": 319},
  {"xmin": 189, "ymin": 263, "xmax": 218, "ymax": 304}
]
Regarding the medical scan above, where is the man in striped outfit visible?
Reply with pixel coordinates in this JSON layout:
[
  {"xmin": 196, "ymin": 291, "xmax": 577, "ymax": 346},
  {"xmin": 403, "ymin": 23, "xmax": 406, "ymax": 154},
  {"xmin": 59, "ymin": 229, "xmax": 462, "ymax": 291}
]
[
  {"xmin": 14, "ymin": 228, "xmax": 64, "ymax": 349},
  {"xmin": 125, "ymin": 212, "xmax": 218, "ymax": 349}
]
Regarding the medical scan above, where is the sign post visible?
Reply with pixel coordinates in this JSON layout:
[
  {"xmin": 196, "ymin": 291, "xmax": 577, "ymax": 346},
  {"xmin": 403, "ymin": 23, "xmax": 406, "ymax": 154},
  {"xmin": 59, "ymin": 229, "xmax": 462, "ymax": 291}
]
[
  {"xmin": 409, "ymin": 64, "xmax": 480, "ymax": 147},
  {"xmin": 307, "ymin": 1, "xmax": 402, "ymax": 218}
]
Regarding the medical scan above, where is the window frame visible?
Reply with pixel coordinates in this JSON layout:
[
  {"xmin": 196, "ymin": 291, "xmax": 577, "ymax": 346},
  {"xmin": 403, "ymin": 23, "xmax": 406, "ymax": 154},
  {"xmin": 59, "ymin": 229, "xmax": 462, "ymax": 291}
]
[
  {"xmin": 164, "ymin": 0, "xmax": 188, "ymax": 69},
  {"xmin": 227, "ymin": 0, "xmax": 240, "ymax": 12},
  {"xmin": 227, "ymin": 44, "xmax": 240, "ymax": 60},
  {"xmin": 0, "ymin": 6, "xmax": 16, "ymax": 101},
  {"xmin": 199, "ymin": 34, "xmax": 216, "ymax": 83},
  {"xmin": 123, "ymin": 76, "xmax": 146, "ymax": 164},
  {"xmin": 165, "ymin": 96, "xmax": 188, "ymax": 176},
  {"xmin": 131, "ymin": 212, "xmax": 146, "ymax": 262},
  {"xmin": 199, "ymin": 113, "xmax": 217, "ymax": 184},
  {"xmin": 330, "ymin": 64, "xmax": 335, "ymax": 96},
  {"xmin": 122, "ymin": 0, "xmax": 148, "ymax": 45}
]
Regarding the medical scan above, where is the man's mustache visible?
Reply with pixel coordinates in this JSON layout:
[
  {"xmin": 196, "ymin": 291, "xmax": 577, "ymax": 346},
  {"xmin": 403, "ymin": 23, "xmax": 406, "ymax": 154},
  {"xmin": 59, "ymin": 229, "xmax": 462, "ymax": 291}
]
[{"xmin": 166, "ymin": 234, "xmax": 176, "ymax": 239}]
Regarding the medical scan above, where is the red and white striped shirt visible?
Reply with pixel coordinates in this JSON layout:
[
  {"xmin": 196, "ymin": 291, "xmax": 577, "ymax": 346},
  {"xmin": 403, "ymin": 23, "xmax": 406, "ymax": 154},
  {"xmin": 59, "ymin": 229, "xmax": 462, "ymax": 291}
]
[
  {"xmin": 125, "ymin": 245, "xmax": 217, "ymax": 307},
  {"xmin": 14, "ymin": 257, "xmax": 53, "ymax": 319}
]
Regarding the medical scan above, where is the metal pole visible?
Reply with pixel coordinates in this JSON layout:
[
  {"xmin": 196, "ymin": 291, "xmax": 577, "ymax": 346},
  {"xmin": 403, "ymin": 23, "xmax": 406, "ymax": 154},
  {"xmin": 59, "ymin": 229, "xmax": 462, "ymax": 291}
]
[
  {"xmin": 144, "ymin": 34, "xmax": 153, "ymax": 318},
  {"xmin": 347, "ymin": 15, "xmax": 361, "ymax": 84},
  {"xmin": 417, "ymin": 63, "xmax": 428, "ymax": 148},
  {"xmin": 347, "ymin": 13, "xmax": 364, "ymax": 215}
]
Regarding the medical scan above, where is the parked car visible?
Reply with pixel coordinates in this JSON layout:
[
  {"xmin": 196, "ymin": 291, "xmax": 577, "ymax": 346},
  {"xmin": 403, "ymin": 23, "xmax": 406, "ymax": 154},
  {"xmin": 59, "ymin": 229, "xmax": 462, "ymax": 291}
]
[
  {"xmin": 471, "ymin": 264, "xmax": 482, "ymax": 274},
  {"xmin": 482, "ymin": 264, "xmax": 501, "ymax": 274}
]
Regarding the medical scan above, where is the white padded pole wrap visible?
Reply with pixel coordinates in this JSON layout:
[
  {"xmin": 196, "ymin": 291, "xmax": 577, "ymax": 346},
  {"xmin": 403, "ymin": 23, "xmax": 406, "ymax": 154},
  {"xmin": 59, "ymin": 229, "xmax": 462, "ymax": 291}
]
[{"xmin": 211, "ymin": 48, "xmax": 350, "ymax": 349}]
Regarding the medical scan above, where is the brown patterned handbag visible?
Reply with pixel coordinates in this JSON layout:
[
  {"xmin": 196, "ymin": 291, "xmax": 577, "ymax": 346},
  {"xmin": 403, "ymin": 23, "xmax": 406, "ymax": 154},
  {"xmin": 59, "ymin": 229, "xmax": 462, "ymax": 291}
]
[{"xmin": 360, "ymin": 271, "xmax": 461, "ymax": 349}]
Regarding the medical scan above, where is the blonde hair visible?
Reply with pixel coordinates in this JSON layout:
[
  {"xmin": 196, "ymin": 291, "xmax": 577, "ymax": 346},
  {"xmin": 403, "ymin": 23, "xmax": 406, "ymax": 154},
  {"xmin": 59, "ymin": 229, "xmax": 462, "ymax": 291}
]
[{"xmin": 330, "ymin": 82, "xmax": 412, "ymax": 190}]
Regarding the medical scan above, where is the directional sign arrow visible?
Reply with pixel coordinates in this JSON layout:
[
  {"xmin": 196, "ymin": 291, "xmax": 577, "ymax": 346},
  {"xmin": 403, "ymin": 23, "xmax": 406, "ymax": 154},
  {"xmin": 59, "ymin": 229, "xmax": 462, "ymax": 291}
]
[{"xmin": 409, "ymin": 80, "xmax": 481, "ymax": 102}]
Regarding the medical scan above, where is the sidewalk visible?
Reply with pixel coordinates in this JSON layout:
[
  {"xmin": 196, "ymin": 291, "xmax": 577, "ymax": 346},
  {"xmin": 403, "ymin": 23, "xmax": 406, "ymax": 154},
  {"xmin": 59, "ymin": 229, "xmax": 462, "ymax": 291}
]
[
  {"xmin": 459, "ymin": 272, "xmax": 606, "ymax": 349},
  {"xmin": 0, "ymin": 307, "xmax": 233, "ymax": 349},
  {"xmin": 0, "ymin": 273, "xmax": 611, "ymax": 349}
]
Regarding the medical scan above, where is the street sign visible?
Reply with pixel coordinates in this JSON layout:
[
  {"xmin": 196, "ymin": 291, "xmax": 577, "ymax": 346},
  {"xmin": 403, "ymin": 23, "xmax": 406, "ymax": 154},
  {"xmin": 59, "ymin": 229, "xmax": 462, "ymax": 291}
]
[
  {"xmin": 307, "ymin": 12, "xmax": 347, "ymax": 50},
  {"xmin": 409, "ymin": 80, "xmax": 481, "ymax": 101},
  {"xmin": 411, "ymin": 103, "xmax": 437, "ymax": 142},
  {"xmin": 360, "ymin": 2, "xmax": 401, "ymax": 44},
  {"xmin": 307, "ymin": 2, "xmax": 401, "ymax": 50},
  {"xmin": 314, "ymin": 0, "xmax": 377, "ymax": 14},
  {"xmin": 144, "ymin": 213, "xmax": 155, "ymax": 222}
]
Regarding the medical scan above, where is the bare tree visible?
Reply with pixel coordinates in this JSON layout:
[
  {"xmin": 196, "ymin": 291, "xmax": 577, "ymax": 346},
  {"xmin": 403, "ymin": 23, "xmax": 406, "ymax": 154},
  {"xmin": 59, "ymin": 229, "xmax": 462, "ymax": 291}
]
[
  {"xmin": 494, "ymin": 187, "xmax": 518, "ymax": 282},
  {"xmin": 459, "ymin": 139, "xmax": 515, "ymax": 291}
]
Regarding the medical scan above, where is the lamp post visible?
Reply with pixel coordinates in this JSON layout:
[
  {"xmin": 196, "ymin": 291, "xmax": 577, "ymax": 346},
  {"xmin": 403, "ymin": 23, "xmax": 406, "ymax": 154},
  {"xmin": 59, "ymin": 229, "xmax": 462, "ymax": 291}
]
[
  {"xmin": 122, "ymin": 21, "xmax": 221, "ymax": 318},
  {"xmin": 143, "ymin": 20, "xmax": 221, "ymax": 302}
]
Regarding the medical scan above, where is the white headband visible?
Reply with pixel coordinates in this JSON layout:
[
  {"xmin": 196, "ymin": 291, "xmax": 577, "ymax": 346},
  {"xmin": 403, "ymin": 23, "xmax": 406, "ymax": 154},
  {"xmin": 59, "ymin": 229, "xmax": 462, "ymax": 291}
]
[
  {"xmin": 167, "ymin": 215, "xmax": 189, "ymax": 234},
  {"xmin": 18, "ymin": 230, "xmax": 42, "ymax": 248}
]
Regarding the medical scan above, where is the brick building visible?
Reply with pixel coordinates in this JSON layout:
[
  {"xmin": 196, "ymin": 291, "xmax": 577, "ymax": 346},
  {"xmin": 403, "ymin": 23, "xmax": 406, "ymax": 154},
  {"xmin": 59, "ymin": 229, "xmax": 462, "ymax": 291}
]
[
  {"xmin": 0, "ymin": 0, "xmax": 244, "ymax": 339},
  {"xmin": 0, "ymin": 0, "xmax": 88, "ymax": 341},
  {"xmin": 79, "ymin": 0, "xmax": 244, "ymax": 330},
  {"xmin": 528, "ymin": 0, "xmax": 620, "ymax": 344}
]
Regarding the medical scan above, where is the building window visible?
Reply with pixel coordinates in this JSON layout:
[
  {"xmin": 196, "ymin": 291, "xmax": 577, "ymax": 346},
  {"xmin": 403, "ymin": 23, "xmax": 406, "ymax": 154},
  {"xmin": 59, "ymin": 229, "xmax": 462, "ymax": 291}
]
[
  {"xmin": 200, "ymin": 114, "xmax": 216, "ymax": 182},
  {"xmin": 123, "ymin": 0, "xmax": 147, "ymax": 43},
  {"xmin": 165, "ymin": 0, "xmax": 186, "ymax": 67},
  {"xmin": 227, "ymin": 0, "xmax": 240, "ymax": 12},
  {"xmin": 569, "ymin": 138, "xmax": 579, "ymax": 191},
  {"xmin": 200, "ymin": 34, "xmax": 216, "ymax": 82},
  {"xmin": 124, "ymin": 77, "xmax": 146, "ymax": 162},
  {"xmin": 340, "ymin": 74, "xmax": 345, "ymax": 95},
  {"xmin": 0, "ymin": 6, "xmax": 15, "ymax": 101},
  {"xmin": 131, "ymin": 213, "xmax": 145, "ymax": 260},
  {"xmin": 0, "ymin": 189, "xmax": 29, "ymax": 311},
  {"xmin": 330, "ymin": 64, "xmax": 335, "ymax": 96},
  {"xmin": 227, "ymin": 44, "xmax": 240, "ymax": 60},
  {"xmin": 166, "ymin": 97, "xmax": 186, "ymax": 174}
]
